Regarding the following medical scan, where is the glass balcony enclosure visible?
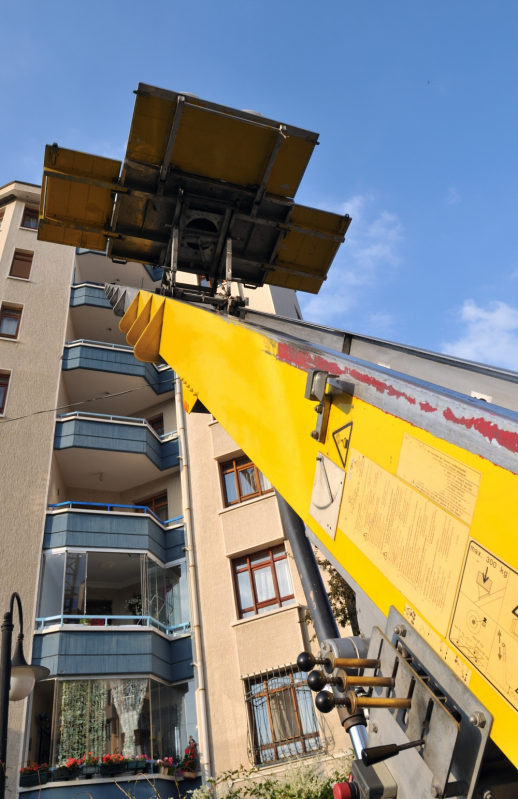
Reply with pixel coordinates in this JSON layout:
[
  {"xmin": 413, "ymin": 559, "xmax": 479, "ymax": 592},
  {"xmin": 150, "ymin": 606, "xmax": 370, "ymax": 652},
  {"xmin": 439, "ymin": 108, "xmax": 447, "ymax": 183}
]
[
  {"xmin": 28, "ymin": 677, "xmax": 196, "ymax": 767},
  {"xmin": 37, "ymin": 550, "xmax": 189, "ymax": 635}
]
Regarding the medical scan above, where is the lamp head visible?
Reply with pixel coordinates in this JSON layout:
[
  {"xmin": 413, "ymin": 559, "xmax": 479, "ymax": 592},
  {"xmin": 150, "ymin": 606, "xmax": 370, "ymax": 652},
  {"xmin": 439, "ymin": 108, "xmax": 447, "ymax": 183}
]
[{"xmin": 9, "ymin": 637, "xmax": 50, "ymax": 702}]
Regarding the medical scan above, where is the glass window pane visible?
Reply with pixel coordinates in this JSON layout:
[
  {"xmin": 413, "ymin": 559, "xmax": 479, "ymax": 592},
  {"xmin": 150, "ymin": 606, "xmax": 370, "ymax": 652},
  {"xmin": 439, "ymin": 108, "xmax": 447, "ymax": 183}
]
[
  {"xmin": 259, "ymin": 471, "xmax": 272, "ymax": 492},
  {"xmin": 237, "ymin": 571, "xmax": 254, "ymax": 611},
  {"xmin": 63, "ymin": 553, "xmax": 86, "ymax": 617},
  {"xmin": 234, "ymin": 556, "xmax": 248, "ymax": 570},
  {"xmin": 249, "ymin": 550, "xmax": 270, "ymax": 566},
  {"xmin": 238, "ymin": 466, "xmax": 258, "ymax": 498},
  {"xmin": 0, "ymin": 315, "xmax": 19, "ymax": 336},
  {"xmin": 224, "ymin": 471, "xmax": 238, "ymax": 504},
  {"xmin": 151, "ymin": 679, "xmax": 196, "ymax": 762},
  {"xmin": 281, "ymin": 597, "xmax": 295, "ymax": 607},
  {"xmin": 254, "ymin": 565, "xmax": 276, "ymax": 603},
  {"xmin": 272, "ymin": 545, "xmax": 286, "ymax": 558},
  {"xmin": 257, "ymin": 603, "xmax": 275, "ymax": 614},
  {"xmin": 38, "ymin": 553, "xmax": 65, "ymax": 621},
  {"xmin": 146, "ymin": 557, "xmax": 163, "ymax": 624},
  {"xmin": 110, "ymin": 678, "xmax": 150, "ymax": 758},
  {"xmin": 164, "ymin": 563, "xmax": 189, "ymax": 628},
  {"xmin": 275, "ymin": 558, "xmax": 293, "ymax": 598}
]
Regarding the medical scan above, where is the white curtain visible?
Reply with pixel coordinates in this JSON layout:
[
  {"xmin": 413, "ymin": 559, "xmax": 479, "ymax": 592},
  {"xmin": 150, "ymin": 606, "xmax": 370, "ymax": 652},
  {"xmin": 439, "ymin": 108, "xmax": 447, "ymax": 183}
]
[{"xmin": 110, "ymin": 679, "xmax": 148, "ymax": 758}]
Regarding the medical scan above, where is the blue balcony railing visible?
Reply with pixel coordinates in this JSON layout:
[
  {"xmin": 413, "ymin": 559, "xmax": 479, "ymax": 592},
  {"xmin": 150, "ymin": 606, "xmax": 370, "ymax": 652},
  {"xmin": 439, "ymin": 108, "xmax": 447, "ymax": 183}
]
[
  {"xmin": 63, "ymin": 340, "xmax": 174, "ymax": 390},
  {"xmin": 35, "ymin": 615, "xmax": 191, "ymax": 637},
  {"xmin": 56, "ymin": 411, "xmax": 177, "ymax": 441},
  {"xmin": 47, "ymin": 501, "xmax": 183, "ymax": 527}
]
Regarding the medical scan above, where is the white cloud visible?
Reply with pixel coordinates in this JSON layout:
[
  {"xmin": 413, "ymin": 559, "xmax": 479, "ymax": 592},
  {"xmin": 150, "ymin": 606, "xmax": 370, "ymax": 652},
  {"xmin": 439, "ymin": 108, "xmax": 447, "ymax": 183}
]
[
  {"xmin": 445, "ymin": 186, "xmax": 460, "ymax": 205},
  {"xmin": 298, "ymin": 195, "xmax": 403, "ymax": 328},
  {"xmin": 441, "ymin": 300, "xmax": 518, "ymax": 370}
]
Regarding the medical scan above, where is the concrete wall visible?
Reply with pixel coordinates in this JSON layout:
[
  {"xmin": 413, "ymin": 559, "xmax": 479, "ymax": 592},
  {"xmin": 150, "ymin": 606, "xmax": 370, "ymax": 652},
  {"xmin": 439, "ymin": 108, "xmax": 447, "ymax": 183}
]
[{"xmin": 0, "ymin": 185, "xmax": 75, "ymax": 779}]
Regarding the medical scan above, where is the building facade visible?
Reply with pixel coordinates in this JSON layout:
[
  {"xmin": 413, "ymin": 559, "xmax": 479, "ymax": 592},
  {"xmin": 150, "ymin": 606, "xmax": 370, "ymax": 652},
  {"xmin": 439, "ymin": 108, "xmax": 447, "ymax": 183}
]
[{"xmin": 0, "ymin": 180, "xmax": 348, "ymax": 798}]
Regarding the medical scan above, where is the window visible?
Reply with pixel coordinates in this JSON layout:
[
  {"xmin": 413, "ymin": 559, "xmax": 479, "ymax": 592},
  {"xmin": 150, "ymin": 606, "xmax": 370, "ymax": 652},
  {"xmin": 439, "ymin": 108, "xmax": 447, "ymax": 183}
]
[
  {"xmin": 136, "ymin": 491, "xmax": 168, "ymax": 522},
  {"xmin": 37, "ymin": 550, "xmax": 189, "ymax": 632},
  {"xmin": 233, "ymin": 545, "xmax": 294, "ymax": 619},
  {"xmin": 29, "ymin": 676, "xmax": 197, "ymax": 766},
  {"xmin": 0, "ymin": 208, "xmax": 5, "ymax": 229},
  {"xmin": 221, "ymin": 456, "xmax": 273, "ymax": 506},
  {"xmin": 9, "ymin": 249, "xmax": 33, "ymax": 279},
  {"xmin": 244, "ymin": 665, "xmax": 322, "ymax": 764},
  {"xmin": 0, "ymin": 373, "xmax": 10, "ymax": 414},
  {"xmin": 148, "ymin": 414, "xmax": 164, "ymax": 436},
  {"xmin": 21, "ymin": 206, "xmax": 38, "ymax": 229},
  {"xmin": 197, "ymin": 275, "xmax": 213, "ymax": 288},
  {"xmin": 0, "ymin": 305, "xmax": 22, "ymax": 338}
]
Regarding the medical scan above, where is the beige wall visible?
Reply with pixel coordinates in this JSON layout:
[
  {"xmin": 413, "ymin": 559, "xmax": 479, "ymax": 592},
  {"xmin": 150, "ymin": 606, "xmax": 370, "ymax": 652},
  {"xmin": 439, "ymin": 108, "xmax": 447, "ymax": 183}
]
[
  {"xmin": 188, "ymin": 413, "xmax": 347, "ymax": 776},
  {"xmin": 0, "ymin": 186, "xmax": 75, "ymax": 784}
]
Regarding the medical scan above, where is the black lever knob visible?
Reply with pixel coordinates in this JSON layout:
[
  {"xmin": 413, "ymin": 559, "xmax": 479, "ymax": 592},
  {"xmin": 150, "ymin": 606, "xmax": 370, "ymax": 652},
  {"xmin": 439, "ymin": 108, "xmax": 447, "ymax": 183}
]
[
  {"xmin": 297, "ymin": 651, "xmax": 327, "ymax": 672},
  {"xmin": 361, "ymin": 738, "xmax": 424, "ymax": 767},
  {"xmin": 307, "ymin": 670, "xmax": 344, "ymax": 692},
  {"xmin": 315, "ymin": 690, "xmax": 335, "ymax": 714}
]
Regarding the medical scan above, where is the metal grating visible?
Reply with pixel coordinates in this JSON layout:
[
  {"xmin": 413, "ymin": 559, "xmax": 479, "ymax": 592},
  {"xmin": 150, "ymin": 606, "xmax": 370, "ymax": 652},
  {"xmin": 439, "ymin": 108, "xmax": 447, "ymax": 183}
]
[{"xmin": 243, "ymin": 664, "xmax": 323, "ymax": 765}]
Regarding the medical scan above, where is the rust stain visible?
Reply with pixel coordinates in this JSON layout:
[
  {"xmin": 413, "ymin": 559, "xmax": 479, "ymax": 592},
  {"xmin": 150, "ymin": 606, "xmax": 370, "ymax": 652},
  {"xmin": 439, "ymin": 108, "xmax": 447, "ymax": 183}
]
[
  {"xmin": 276, "ymin": 342, "xmax": 416, "ymax": 406},
  {"xmin": 443, "ymin": 407, "xmax": 518, "ymax": 454}
]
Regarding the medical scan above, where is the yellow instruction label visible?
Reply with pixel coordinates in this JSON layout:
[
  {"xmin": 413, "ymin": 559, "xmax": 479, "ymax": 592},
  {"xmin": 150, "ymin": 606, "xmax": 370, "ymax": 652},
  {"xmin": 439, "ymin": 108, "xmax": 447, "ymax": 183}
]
[
  {"xmin": 339, "ymin": 449, "xmax": 470, "ymax": 636},
  {"xmin": 397, "ymin": 433, "xmax": 482, "ymax": 526},
  {"xmin": 403, "ymin": 604, "xmax": 472, "ymax": 684},
  {"xmin": 449, "ymin": 540, "xmax": 518, "ymax": 711}
]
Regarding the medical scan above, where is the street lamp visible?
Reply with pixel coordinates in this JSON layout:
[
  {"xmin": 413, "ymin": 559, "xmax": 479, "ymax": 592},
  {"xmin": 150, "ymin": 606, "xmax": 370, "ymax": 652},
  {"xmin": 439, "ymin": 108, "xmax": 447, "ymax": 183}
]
[{"xmin": 0, "ymin": 593, "xmax": 49, "ymax": 799}]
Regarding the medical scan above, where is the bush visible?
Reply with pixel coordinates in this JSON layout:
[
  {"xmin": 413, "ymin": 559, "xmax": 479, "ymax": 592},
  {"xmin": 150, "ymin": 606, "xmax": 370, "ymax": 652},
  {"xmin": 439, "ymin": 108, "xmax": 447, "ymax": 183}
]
[{"xmin": 185, "ymin": 752, "xmax": 353, "ymax": 799}]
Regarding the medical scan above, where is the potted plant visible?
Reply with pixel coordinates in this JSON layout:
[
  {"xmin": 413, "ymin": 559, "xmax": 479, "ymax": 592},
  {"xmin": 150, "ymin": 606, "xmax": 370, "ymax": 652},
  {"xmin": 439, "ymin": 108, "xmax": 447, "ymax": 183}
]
[
  {"xmin": 53, "ymin": 757, "xmax": 81, "ymax": 781},
  {"xmin": 156, "ymin": 756, "xmax": 174, "ymax": 776},
  {"xmin": 80, "ymin": 752, "xmax": 99, "ymax": 778},
  {"xmin": 179, "ymin": 739, "xmax": 198, "ymax": 778},
  {"xmin": 125, "ymin": 594, "xmax": 142, "ymax": 623},
  {"xmin": 19, "ymin": 763, "xmax": 50, "ymax": 788},
  {"xmin": 100, "ymin": 753, "xmax": 126, "ymax": 777}
]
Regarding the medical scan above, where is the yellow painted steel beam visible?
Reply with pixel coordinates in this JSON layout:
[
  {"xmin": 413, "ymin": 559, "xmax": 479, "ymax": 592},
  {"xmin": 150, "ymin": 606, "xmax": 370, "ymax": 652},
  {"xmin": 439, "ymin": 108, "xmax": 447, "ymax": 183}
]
[{"xmin": 121, "ymin": 290, "xmax": 518, "ymax": 768}]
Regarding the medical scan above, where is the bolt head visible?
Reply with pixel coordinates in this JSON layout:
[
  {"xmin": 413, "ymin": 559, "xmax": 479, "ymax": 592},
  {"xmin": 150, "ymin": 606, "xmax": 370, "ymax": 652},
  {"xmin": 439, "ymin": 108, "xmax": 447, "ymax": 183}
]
[
  {"xmin": 469, "ymin": 711, "xmax": 487, "ymax": 728},
  {"xmin": 310, "ymin": 431, "xmax": 319, "ymax": 440},
  {"xmin": 482, "ymin": 791, "xmax": 492, "ymax": 799},
  {"xmin": 394, "ymin": 624, "xmax": 407, "ymax": 637}
]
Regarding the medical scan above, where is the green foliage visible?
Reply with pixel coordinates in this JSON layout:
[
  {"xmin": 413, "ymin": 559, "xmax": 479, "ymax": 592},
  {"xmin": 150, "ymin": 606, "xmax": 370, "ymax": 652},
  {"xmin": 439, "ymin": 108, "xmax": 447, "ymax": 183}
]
[
  {"xmin": 185, "ymin": 754, "xmax": 353, "ymax": 799},
  {"xmin": 302, "ymin": 556, "xmax": 360, "ymax": 637}
]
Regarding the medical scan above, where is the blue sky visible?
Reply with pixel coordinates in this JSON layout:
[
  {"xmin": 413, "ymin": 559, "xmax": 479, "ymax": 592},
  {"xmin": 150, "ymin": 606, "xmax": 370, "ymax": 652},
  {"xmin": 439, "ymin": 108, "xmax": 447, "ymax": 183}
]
[{"xmin": 1, "ymin": 1, "xmax": 518, "ymax": 368}]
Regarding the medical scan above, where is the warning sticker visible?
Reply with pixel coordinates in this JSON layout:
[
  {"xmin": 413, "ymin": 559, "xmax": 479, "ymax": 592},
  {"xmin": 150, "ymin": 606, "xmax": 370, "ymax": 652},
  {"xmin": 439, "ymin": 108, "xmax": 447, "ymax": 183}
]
[
  {"xmin": 449, "ymin": 540, "xmax": 518, "ymax": 711},
  {"xmin": 338, "ymin": 449, "xmax": 470, "ymax": 636},
  {"xmin": 397, "ymin": 433, "xmax": 482, "ymax": 526}
]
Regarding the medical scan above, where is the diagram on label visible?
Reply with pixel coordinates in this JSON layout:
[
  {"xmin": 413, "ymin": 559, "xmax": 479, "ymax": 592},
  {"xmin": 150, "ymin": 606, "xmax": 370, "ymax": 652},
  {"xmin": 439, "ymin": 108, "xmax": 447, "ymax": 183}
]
[{"xmin": 449, "ymin": 539, "xmax": 518, "ymax": 711}]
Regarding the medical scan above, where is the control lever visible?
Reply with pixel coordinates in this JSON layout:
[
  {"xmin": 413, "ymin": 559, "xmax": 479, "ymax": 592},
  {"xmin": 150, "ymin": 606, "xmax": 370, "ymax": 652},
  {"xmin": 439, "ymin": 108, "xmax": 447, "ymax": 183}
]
[
  {"xmin": 297, "ymin": 651, "xmax": 380, "ymax": 674},
  {"xmin": 307, "ymin": 669, "xmax": 394, "ymax": 692},
  {"xmin": 361, "ymin": 738, "xmax": 425, "ymax": 767},
  {"xmin": 316, "ymin": 690, "xmax": 411, "ymax": 714}
]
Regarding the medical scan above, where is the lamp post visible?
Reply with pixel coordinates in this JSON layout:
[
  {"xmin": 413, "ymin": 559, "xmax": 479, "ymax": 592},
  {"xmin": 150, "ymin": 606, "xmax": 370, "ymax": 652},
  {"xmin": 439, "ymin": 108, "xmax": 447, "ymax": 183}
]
[{"xmin": 0, "ymin": 593, "xmax": 49, "ymax": 799}]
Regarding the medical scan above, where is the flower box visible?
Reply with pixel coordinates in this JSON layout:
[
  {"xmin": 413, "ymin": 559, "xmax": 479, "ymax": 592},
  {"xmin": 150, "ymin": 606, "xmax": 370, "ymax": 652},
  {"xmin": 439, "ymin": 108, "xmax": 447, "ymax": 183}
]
[
  {"xmin": 182, "ymin": 770, "xmax": 197, "ymax": 779},
  {"xmin": 53, "ymin": 767, "xmax": 77, "ymax": 781},
  {"xmin": 100, "ymin": 763, "xmax": 125, "ymax": 777},
  {"xmin": 19, "ymin": 772, "xmax": 50, "ymax": 788},
  {"xmin": 81, "ymin": 763, "xmax": 99, "ymax": 778}
]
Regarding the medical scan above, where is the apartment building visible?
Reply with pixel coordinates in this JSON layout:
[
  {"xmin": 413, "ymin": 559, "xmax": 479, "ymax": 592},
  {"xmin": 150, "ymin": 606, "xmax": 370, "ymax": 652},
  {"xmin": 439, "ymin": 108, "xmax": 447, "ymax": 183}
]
[{"xmin": 0, "ymin": 180, "xmax": 347, "ymax": 798}]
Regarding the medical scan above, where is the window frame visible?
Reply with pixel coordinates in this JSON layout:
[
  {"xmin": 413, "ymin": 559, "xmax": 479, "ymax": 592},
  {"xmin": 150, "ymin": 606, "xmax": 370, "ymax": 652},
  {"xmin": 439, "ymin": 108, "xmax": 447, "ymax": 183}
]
[
  {"xmin": 0, "ymin": 372, "xmax": 11, "ymax": 415},
  {"xmin": 220, "ymin": 456, "xmax": 273, "ymax": 507},
  {"xmin": 233, "ymin": 545, "xmax": 295, "ymax": 619},
  {"xmin": 135, "ymin": 490, "xmax": 169, "ymax": 522},
  {"xmin": 0, "ymin": 304, "xmax": 22, "ymax": 340},
  {"xmin": 9, "ymin": 249, "xmax": 33, "ymax": 280},
  {"xmin": 20, "ymin": 205, "xmax": 39, "ymax": 230},
  {"xmin": 148, "ymin": 414, "xmax": 164, "ymax": 436},
  {"xmin": 0, "ymin": 208, "xmax": 5, "ymax": 230},
  {"xmin": 244, "ymin": 665, "xmax": 322, "ymax": 765}
]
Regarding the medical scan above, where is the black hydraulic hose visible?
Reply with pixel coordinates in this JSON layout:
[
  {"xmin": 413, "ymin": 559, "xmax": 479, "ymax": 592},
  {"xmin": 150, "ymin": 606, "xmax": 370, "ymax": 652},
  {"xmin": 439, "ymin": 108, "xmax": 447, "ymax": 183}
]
[{"xmin": 275, "ymin": 491, "xmax": 339, "ymax": 644}]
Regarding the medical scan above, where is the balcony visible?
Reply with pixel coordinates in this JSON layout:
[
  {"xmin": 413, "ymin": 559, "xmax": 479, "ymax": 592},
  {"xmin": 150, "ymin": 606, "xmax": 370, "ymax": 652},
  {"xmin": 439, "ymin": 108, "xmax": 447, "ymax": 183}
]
[
  {"xmin": 44, "ymin": 502, "xmax": 185, "ymax": 563},
  {"xmin": 54, "ymin": 412, "xmax": 179, "ymax": 490},
  {"xmin": 62, "ymin": 340, "xmax": 174, "ymax": 415},
  {"xmin": 35, "ymin": 547, "xmax": 190, "ymax": 638},
  {"xmin": 70, "ymin": 283, "xmax": 127, "ymax": 345},
  {"xmin": 75, "ymin": 248, "xmax": 163, "ymax": 287},
  {"xmin": 32, "ymin": 630, "xmax": 193, "ymax": 682}
]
